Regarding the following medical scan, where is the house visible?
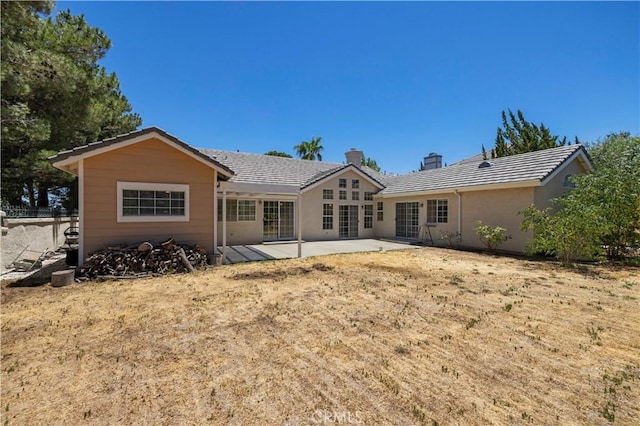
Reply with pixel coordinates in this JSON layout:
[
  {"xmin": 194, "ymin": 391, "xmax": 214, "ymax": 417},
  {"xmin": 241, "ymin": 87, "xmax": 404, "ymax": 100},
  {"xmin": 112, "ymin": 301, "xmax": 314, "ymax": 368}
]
[{"xmin": 50, "ymin": 127, "xmax": 592, "ymax": 263}]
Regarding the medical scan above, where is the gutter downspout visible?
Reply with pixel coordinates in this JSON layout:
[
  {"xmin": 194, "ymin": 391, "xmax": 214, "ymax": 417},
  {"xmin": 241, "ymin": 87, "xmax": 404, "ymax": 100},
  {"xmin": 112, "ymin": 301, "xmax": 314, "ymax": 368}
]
[{"xmin": 454, "ymin": 189, "xmax": 461, "ymax": 237}]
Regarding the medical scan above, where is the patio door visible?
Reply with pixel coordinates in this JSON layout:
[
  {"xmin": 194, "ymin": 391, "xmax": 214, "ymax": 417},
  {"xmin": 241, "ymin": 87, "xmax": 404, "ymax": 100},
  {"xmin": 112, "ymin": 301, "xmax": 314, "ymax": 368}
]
[
  {"xmin": 263, "ymin": 201, "xmax": 295, "ymax": 241},
  {"xmin": 339, "ymin": 205, "xmax": 359, "ymax": 238},
  {"xmin": 395, "ymin": 202, "xmax": 419, "ymax": 239}
]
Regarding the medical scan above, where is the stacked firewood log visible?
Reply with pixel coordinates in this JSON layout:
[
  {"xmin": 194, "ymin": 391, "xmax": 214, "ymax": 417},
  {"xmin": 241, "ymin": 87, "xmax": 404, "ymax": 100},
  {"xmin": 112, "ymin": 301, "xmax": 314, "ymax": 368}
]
[{"xmin": 77, "ymin": 238, "xmax": 208, "ymax": 280}]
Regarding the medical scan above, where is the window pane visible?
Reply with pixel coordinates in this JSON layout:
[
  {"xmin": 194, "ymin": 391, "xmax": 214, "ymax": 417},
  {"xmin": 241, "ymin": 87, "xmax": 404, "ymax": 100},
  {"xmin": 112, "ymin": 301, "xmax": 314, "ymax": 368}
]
[
  {"xmin": 339, "ymin": 190, "xmax": 347, "ymax": 200},
  {"xmin": 155, "ymin": 191, "xmax": 169, "ymax": 199},
  {"xmin": 323, "ymin": 189, "xmax": 333, "ymax": 200},
  {"xmin": 123, "ymin": 207, "xmax": 138, "ymax": 216},
  {"xmin": 123, "ymin": 190, "xmax": 138, "ymax": 198},
  {"xmin": 352, "ymin": 179, "xmax": 359, "ymax": 188},
  {"xmin": 339, "ymin": 178, "xmax": 346, "ymax": 188},
  {"xmin": 140, "ymin": 190, "xmax": 154, "ymax": 199},
  {"xmin": 238, "ymin": 200, "xmax": 256, "ymax": 221},
  {"xmin": 352, "ymin": 191, "xmax": 359, "ymax": 201}
]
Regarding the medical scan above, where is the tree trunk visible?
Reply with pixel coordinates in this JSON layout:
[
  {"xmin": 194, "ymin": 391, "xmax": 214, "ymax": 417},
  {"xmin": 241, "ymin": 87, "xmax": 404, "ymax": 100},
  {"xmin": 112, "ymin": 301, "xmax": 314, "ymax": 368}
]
[
  {"xmin": 27, "ymin": 181, "xmax": 36, "ymax": 208},
  {"xmin": 37, "ymin": 184, "xmax": 49, "ymax": 207}
]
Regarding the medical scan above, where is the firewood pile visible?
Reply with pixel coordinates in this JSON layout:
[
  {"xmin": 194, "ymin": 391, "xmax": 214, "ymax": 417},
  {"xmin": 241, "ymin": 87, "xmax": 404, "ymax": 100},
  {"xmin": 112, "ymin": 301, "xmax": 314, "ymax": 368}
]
[{"xmin": 77, "ymin": 238, "xmax": 208, "ymax": 280}]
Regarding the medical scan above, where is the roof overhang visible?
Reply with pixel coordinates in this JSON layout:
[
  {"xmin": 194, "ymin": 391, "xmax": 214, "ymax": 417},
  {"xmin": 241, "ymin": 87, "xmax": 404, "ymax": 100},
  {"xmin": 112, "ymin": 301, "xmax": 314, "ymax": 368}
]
[
  {"xmin": 218, "ymin": 181, "xmax": 300, "ymax": 198},
  {"xmin": 374, "ymin": 179, "xmax": 541, "ymax": 199},
  {"xmin": 50, "ymin": 127, "xmax": 234, "ymax": 179},
  {"xmin": 540, "ymin": 146, "xmax": 593, "ymax": 186}
]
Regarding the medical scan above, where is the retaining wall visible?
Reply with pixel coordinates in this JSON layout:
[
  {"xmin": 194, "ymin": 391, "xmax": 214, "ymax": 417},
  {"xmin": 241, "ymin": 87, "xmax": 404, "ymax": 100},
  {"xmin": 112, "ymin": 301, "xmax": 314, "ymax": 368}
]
[{"xmin": 1, "ymin": 213, "xmax": 78, "ymax": 273}]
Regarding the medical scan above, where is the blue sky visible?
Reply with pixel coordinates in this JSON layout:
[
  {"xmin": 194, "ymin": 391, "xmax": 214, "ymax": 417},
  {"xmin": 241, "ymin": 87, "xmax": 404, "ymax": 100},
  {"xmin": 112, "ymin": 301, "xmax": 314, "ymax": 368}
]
[{"xmin": 58, "ymin": 1, "xmax": 639, "ymax": 174}]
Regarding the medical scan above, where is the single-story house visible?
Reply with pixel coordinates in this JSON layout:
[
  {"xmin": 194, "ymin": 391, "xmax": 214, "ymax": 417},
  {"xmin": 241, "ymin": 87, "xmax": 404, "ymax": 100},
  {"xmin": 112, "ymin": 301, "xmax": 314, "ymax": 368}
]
[{"xmin": 50, "ymin": 127, "xmax": 592, "ymax": 264}]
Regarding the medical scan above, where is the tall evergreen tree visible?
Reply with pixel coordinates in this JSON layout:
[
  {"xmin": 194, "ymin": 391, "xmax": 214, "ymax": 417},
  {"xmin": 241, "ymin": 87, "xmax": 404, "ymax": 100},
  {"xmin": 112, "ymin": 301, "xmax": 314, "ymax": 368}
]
[
  {"xmin": 1, "ymin": 2, "xmax": 141, "ymax": 208},
  {"xmin": 486, "ymin": 109, "xmax": 576, "ymax": 159}
]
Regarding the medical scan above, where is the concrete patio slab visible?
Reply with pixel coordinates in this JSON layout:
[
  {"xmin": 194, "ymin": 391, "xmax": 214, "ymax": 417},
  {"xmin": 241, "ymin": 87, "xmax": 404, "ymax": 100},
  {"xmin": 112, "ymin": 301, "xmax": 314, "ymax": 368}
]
[{"xmin": 219, "ymin": 239, "xmax": 419, "ymax": 264}]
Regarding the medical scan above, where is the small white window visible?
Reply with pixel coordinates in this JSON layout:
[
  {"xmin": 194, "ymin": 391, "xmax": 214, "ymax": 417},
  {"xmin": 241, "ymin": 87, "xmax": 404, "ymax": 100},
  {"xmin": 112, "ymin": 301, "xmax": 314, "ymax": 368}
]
[
  {"xmin": 323, "ymin": 189, "xmax": 334, "ymax": 200},
  {"xmin": 117, "ymin": 182, "xmax": 189, "ymax": 222}
]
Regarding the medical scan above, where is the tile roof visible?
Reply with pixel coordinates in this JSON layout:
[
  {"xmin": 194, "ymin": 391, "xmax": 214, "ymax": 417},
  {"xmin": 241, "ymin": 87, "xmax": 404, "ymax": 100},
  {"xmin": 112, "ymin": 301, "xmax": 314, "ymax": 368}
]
[
  {"xmin": 197, "ymin": 149, "xmax": 387, "ymax": 188},
  {"xmin": 379, "ymin": 144, "xmax": 588, "ymax": 195},
  {"xmin": 50, "ymin": 126, "xmax": 588, "ymax": 197}
]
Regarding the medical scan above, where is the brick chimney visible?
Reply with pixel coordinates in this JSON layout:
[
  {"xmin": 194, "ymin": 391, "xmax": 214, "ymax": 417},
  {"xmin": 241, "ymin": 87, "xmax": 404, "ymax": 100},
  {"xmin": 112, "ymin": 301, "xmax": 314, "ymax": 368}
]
[{"xmin": 345, "ymin": 148, "xmax": 363, "ymax": 166}]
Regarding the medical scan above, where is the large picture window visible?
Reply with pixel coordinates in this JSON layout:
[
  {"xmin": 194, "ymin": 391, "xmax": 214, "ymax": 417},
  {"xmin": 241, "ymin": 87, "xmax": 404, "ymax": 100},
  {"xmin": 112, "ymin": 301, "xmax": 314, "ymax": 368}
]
[
  {"xmin": 427, "ymin": 199, "xmax": 448, "ymax": 224},
  {"xmin": 117, "ymin": 182, "xmax": 189, "ymax": 222}
]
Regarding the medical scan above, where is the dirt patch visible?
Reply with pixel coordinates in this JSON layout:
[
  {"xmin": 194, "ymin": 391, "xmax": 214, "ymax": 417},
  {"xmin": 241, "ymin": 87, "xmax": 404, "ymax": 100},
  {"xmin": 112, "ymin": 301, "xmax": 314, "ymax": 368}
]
[
  {"xmin": 229, "ymin": 262, "xmax": 334, "ymax": 280},
  {"xmin": 2, "ymin": 248, "xmax": 638, "ymax": 425}
]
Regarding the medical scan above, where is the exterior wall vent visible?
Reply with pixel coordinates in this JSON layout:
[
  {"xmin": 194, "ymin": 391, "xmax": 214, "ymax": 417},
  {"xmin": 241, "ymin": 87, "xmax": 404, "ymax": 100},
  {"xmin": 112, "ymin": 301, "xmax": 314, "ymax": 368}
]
[{"xmin": 478, "ymin": 161, "xmax": 493, "ymax": 169}]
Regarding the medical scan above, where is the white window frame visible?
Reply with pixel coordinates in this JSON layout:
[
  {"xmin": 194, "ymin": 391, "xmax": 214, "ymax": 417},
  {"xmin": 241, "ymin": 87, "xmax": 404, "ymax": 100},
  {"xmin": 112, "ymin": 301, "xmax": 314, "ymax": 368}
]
[
  {"xmin": 427, "ymin": 199, "xmax": 448, "ymax": 224},
  {"xmin": 217, "ymin": 199, "xmax": 256, "ymax": 222},
  {"xmin": 364, "ymin": 204, "xmax": 373, "ymax": 229},
  {"xmin": 322, "ymin": 203, "xmax": 334, "ymax": 230},
  {"xmin": 237, "ymin": 200, "xmax": 256, "ymax": 222},
  {"xmin": 117, "ymin": 181, "xmax": 189, "ymax": 223}
]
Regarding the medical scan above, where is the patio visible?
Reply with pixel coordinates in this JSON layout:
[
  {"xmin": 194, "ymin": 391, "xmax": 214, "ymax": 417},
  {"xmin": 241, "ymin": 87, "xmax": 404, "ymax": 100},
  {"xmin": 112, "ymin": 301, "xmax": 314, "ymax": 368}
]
[{"xmin": 218, "ymin": 239, "xmax": 420, "ymax": 264}]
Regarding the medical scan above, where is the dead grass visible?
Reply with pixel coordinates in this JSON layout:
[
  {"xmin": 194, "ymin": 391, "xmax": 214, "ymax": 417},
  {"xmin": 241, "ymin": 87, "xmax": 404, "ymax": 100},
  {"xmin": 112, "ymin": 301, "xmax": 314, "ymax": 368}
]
[{"xmin": 2, "ymin": 248, "xmax": 639, "ymax": 425}]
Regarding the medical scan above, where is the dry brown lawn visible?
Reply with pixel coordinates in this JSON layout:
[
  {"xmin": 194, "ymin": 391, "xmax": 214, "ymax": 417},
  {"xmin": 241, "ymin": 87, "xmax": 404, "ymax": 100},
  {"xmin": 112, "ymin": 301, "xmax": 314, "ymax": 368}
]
[{"xmin": 1, "ymin": 247, "xmax": 639, "ymax": 425}]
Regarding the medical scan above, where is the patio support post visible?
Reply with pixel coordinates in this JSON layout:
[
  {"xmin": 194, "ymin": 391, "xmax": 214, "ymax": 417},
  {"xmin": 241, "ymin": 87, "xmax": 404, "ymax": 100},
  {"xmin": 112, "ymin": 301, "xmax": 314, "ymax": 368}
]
[
  {"xmin": 78, "ymin": 159, "xmax": 84, "ymax": 265},
  {"xmin": 297, "ymin": 191, "xmax": 302, "ymax": 258},
  {"xmin": 213, "ymin": 181, "xmax": 218, "ymax": 257},
  {"xmin": 222, "ymin": 188, "xmax": 227, "ymax": 264}
]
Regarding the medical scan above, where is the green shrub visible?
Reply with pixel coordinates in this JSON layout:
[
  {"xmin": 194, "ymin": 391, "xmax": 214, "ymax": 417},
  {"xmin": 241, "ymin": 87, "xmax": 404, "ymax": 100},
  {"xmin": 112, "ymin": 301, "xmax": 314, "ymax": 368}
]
[{"xmin": 474, "ymin": 221, "xmax": 511, "ymax": 252}]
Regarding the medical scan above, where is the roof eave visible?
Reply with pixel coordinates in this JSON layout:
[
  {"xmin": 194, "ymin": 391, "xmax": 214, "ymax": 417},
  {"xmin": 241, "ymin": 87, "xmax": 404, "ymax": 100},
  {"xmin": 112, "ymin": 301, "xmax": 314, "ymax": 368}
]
[
  {"xmin": 301, "ymin": 164, "xmax": 386, "ymax": 193},
  {"xmin": 375, "ymin": 179, "xmax": 541, "ymax": 198},
  {"xmin": 49, "ymin": 127, "xmax": 234, "ymax": 179}
]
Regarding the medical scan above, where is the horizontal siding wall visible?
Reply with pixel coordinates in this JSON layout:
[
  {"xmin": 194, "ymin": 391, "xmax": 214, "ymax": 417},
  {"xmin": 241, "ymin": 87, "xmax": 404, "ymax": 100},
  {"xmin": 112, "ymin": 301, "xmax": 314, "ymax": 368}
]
[{"xmin": 83, "ymin": 137, "xmax": 216, "ymax": 255}]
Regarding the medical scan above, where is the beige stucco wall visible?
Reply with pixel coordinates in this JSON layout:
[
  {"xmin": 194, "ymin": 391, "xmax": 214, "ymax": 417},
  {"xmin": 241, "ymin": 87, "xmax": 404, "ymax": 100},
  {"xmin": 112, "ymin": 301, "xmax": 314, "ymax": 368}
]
[
  {"xmin": 83, "ymin": 137, "xmax": 217, "ymax": 255},
  {"xmin": 301, "ymin": 170, "xmax": 379, "ymax": 241},
  {"xmin": 457, "ymin": 187, "xmax": 535, "ymax": 252},
  {"xmin": 534, "ymin": 157, "xmax": 588, "ymax": 210},
  {"xmin": 215, "ymin": 170, "xmax": 381, "ymax": 245},
  {"xmin": 215, "ymin": 197, "xmax": 267, "ymax": 245},
  {"xmin": 373, "ymin": 194, "xmax": 460, "ymax": 244}
]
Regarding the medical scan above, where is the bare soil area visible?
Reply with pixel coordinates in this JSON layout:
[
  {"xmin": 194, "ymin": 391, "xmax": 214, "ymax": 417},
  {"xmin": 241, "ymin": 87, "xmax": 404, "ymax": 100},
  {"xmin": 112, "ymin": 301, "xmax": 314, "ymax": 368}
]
[{"xmin": 2, "ymin": 247, "xmax": 639, "ymax": 425}]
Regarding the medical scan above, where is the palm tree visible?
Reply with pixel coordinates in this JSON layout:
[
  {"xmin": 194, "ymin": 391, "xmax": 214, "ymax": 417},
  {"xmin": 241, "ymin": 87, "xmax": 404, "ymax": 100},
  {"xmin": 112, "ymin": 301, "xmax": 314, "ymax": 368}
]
[{"xmin": 294, "ymin": 136, "xmax": 323, "ymax": 161}]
